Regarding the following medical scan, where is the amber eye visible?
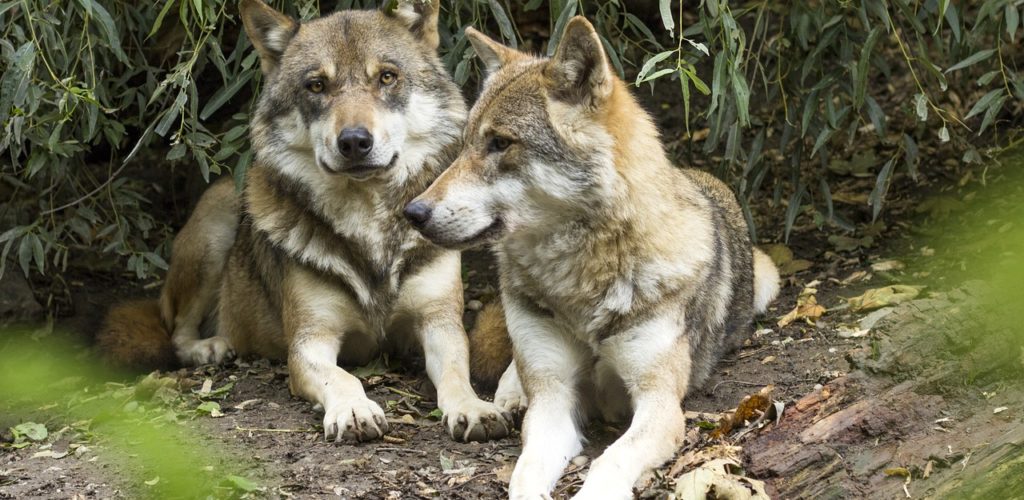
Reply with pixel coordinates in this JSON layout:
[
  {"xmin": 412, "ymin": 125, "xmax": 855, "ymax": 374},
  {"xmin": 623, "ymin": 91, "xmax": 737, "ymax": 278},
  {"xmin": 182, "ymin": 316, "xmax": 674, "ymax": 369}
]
[
  {"xmin": 306, "ymin": 79, "xmax": 325, "ymax": 94},
  {"xmin": 488, "ymin": 136, "xmax": 512, "ymax": 153},
  {"xmin": 379, "ymin": 70, "xmax": 397, "ymax": 86}
]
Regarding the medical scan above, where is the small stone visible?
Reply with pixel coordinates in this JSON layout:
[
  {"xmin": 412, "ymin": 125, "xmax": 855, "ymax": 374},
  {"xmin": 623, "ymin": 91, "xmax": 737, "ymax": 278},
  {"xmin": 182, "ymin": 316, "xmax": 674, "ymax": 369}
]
[
  {"xmin": 466, "ymin": 300, "xmax": 483, "ymax": 311},
  {"xmin": 571, "ymin": 455, "xmax": 589, "ymax": 467}
]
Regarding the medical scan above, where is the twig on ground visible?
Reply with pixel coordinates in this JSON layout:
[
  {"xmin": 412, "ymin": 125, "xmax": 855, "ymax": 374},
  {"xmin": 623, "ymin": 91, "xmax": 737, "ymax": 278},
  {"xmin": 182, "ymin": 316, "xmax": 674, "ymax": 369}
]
[{"xmin": 375, "ymin": 446, "xmax": 428, "ymax": 456}]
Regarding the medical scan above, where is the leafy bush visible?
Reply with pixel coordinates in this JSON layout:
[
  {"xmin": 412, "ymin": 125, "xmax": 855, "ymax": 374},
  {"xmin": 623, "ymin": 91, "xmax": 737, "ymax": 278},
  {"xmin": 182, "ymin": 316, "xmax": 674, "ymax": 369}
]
[{"xmin": 1, "ymin": 0, "xmax": 1021, "ymax": 281}]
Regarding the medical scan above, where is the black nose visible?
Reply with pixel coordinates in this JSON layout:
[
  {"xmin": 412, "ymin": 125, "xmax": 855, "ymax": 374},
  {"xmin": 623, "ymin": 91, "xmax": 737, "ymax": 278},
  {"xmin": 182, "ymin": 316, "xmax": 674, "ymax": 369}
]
[
  {"xmin": 338, "ymin": 127, "xmax": 374, "ymax": 160},
  {"xmin": 404, "ymin": 200, "xmax": 433, "ymax": 228}
]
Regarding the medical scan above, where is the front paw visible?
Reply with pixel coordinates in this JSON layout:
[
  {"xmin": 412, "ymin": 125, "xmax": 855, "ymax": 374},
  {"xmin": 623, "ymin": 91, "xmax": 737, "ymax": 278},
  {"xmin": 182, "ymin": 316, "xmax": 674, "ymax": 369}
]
[
  {"xmin": 176, "ymin": 337, "xmax": 235, "ymax": 366},
  {"xmin": 442, "ymin": 398, "xmax": 512, "ymax": 442},
  {"xmin": 494, "ymin": 386, "xmax": 529, "ymax": 423},
  {"xmin": 323, "ymin": 397, "xmax": 389, "ymax": 443}
]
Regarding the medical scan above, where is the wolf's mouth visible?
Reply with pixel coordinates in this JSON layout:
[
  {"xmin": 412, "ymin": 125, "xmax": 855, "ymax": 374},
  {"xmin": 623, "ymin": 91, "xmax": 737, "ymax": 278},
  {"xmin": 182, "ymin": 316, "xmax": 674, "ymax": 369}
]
[
  {"xmin": 449, "ymin": 217, "xmax": 505, "ymax": 249},
  {"xmin": 323, "ymin": 154, "xmax": 399, "ymax": 179}
]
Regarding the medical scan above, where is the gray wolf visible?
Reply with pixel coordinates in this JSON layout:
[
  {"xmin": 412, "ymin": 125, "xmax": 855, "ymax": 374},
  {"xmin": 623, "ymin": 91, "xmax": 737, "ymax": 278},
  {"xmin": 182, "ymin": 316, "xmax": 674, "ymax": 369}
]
[
  {"xmin": 404, "ymin": 16, "xmax": 780, "ymax": 498},
  {"xmin": 98, "ymin": 0, "xmax": 511, "ymax": 444}
]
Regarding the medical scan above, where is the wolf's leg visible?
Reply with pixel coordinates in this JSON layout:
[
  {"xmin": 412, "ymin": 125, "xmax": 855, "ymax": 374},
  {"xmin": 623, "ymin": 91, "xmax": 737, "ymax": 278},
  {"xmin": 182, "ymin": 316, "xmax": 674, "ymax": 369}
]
[
  {"xmin": 494, "ymin": 362, "xmax": 528, "ymax": 418},
  {"xmin": 289, "ymin": 334, "xmax": 389, "ymax": 442},
  {"xmin": 572, "ymin": 315, "xmax": 689, "ymax": 500},
  {"xmin": 397, "ymin": 252, "xmax": 511, "ymax": 442},
  {"xmin": 165, "ymin": 178, "xmax": 240, "ymax": 366},
  {"xmin": 504, "ymin": 293, "xmax": 589, "ymax": 500},
  {"xmin": 284, "ymin": 269, "xmax": 387, "ymax": 442}
]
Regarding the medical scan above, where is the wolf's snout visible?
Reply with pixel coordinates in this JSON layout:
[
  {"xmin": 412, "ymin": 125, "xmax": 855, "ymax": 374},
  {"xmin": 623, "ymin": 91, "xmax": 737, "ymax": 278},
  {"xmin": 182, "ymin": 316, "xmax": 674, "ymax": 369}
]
[
  {"xmin": 403, "ymin": 200, "xmax": 433, "ymax": 228},
  {"xmin": 338, "ymin": 127, "xmax": 374, "ymax": 160}
]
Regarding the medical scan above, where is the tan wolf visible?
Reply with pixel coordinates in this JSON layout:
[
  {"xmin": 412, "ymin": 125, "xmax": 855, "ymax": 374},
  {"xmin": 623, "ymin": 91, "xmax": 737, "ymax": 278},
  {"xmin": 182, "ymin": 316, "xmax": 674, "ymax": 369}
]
[
  {"xmin": 403, "ymin": 16, "xmax": 781, "ymax": 499},
  {"xmin": 97, "ymin": 0, "xmax": 512, "ymax": 444}
]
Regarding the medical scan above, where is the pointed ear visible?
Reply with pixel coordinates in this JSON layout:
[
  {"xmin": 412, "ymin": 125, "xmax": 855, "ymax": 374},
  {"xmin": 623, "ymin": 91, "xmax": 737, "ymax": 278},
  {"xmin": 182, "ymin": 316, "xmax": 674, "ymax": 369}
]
[
  {"xmin": 239, "ymin": 0, "xmax": 298, "ymax": 74},
  {"xmin": 385, "ymin": 0, "xmax": 441, "ymax": 50},
  {"xmin": 465, "ymin": 27, "xmax": 521, "ymax": 77},
  {"xmin": 544, "ymin": 17, "xmax": 613, "ymax": 104}
]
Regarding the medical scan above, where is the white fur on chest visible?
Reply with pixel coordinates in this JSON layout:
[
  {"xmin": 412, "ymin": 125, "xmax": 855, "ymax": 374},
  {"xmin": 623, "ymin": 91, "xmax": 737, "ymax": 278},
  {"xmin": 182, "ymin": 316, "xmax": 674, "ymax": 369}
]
[{"xmin": 501, "ymin": 232, "xmax": 694, "ymax": 346}]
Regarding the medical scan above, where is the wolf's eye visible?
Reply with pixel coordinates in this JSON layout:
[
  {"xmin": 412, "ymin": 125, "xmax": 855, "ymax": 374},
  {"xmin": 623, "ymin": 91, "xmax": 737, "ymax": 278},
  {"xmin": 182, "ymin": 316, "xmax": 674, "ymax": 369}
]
[
  {"xmin": 488, "ymin": 136, "xmax": 513, "ymax": 153},
  {"xmin": 379, "ymin": 70, "xmax": 398, "ymax": 86},
  {"xmin": 306, "ymin": 79, "xmax": 325, "ymax": 94}
]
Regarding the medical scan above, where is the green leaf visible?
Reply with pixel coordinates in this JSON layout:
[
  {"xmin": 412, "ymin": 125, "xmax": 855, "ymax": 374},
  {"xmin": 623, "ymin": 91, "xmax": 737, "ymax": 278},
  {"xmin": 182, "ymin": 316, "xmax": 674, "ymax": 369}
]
[
  {"xmin": 638, "ymin": 68, "xmax": 675, "ymax": 85},
  {"xmin": 783, "ymin": 183, "xmax": 805, "ymax": 243},
  {"xmin": 624, "ymin": 13, "xmax": 661, "ymax": 48},
  {"xmin": 680, "ymin": 72, "xmax": 691, "ymax": 134},
  {"xmin": 149, "ymin": 0, "xmax": 179, "ymax": 38},
  {"xmin": 78, "ymin": 0, "xmax": 128, "ymax": 63},
  {"xmin": 196, "ymin": 401, "xmax": 222, "ymax": 417},
  {"xmin": 658, "ymin": 0, "xmax": 675, "ymax": 33},
  {"xmin": 977, "ymin": 70, "xmax": 1001, "ymax": 87},
  {"xmin": 598, "ymin": 33, "xmax": 625, "ymax": 78},
  {"xmin": 902, "ymin": 134, "xmax": 919, "ymax": 181},
  {"xmin": 854, "ymin": 27, "xmax": 882, "ymax": 109},
  {"xmin": 978, "ymin": 95, "xmax": 1007, "ymax": 134},
  {"xmin": 18, "ymin": 235, "xmax": 33, "ymax": 277},
  {"xmin": 143, "ymin": 252, "xmax": 169, "ymax": 271},
  {"xmin": 487, "ymin": 0, "xmax": 516, "ymax": 49},
  {"xmin": 635, "ymin": 50, "xmax": 675, "ymax": 85},
  {"xmin": 12, "ymin": 422, "xmax": 48, "ymax": 442},
  {"xmin": 31, "ymin": 233, "xmax": 44, "ymax": 274},
  {"xmin": 200, "ymin": 72, "xmax": 253, "ymax": 121},
  {"xmin": 914, "ymin": 93, "xmax": 928, "ymax": 122},
  {"xmin": 155, "ymin": 91, "xmax": 187, "ymax": 137},
  {"xmin": 731, "ymin": 71, "xmax": 751, "ymax": 127},
  {"xmin": 865, "ymin": 95, "xmax": 886, "ymax": 137},
  {"xmin": 1006, "ymin": 4, "xmax": 1019, "ymax": 42},
  {"xmin": 868, "ymin": 158, "xmax": 895, "ymax": 221},
  {"xmin": 427, "ymin": 408, "xmax": 444, "ymax": 420},
  {"xmin": 945, "ymin": 49, "xmax": 996, "ymax": 73},
  {"xmin": 166, "ymin": 143, "xmax": 187, "ymax": 162},
  {"xmin": 811, "ymin": 127, "xmax": 833, "ymax": 158},
  {"xmin": 547, "ymin": 2, "xmax": 578, "ymax": 57},
  {"xmin": 965, "ymin": 88, "xmax": 1005, "ymax": 120}
]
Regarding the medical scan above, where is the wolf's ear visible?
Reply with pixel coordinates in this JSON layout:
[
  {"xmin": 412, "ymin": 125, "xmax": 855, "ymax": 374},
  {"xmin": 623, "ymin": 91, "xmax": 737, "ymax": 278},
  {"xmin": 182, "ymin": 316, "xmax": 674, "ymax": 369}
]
[
  {"xmin": 544, "ymin": 17, "xmax": 613, "ymax": 105},
  {"xmin": 465, "ymin": 27, "xmax": 520, "ymax": 77},
  {"xmin": 239, "ymin": 0, "xmax": 298, "ymax": 74},
  {"xmin": 386, "ymin": 0, "xmax": 441, "ymax": 50}
]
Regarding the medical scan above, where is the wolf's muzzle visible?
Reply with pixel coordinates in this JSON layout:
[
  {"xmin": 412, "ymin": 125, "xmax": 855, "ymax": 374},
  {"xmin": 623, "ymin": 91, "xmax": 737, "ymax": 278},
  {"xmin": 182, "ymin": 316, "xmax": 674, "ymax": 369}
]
[
  {"xmin": 338, "ymin": 127, "xmax": 374, "ymax": 160},
  {"xmin": 403, "ymin": 200, "xmax": 433, "ymax": 228}
]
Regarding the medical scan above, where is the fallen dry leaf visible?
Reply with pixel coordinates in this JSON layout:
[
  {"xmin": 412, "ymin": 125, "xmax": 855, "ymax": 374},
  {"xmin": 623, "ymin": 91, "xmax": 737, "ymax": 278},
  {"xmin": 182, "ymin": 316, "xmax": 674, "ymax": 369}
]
[
  {"xmin": 763, "ymin": 243, "xmax": 813, "ymax": 276},
  {"xmin": 847, "ymin": 285, "xmax": 923, "ymax": 312},
  {"xmin": 829, "ymin": 234, "xmax": 874, "ymax": 252},
  {"xmin": 778, "ymin": 287, "xmax": 826, "ymax": 327},
  {"xmin": 841, "ymin": 270, "xmax": 872, "ymax": 284},
  {"xmin": 836, "ymin": 326, "xmax": 870, "ymax": 338},
  {"xmin": 668, "ymin": 445, "xmax": 742, "ymax": 477},
  {"xmin": 870, "ymin": 260, "xmax": 905, "ymax": 272},
  {"xmin": 884, "ymin": 467, "xmax": 910, "ymax": 478},
  {"xmin": 493, "ymin": 463, "xmax": 515, "ymax": 484},
  {"xmin": 712, "ymin": 386, "xmax": 774, "ymax": 439},
  {"xmin": 674, "ymin": 458, "xmax": 770, "ymax": 500}
]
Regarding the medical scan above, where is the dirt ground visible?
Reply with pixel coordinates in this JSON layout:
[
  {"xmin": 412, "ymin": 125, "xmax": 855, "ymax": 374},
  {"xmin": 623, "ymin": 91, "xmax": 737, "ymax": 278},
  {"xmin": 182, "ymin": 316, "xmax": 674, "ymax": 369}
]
[{"xmin": 2, "ymin": 88, "xmax": 1023, "ymax": 500}]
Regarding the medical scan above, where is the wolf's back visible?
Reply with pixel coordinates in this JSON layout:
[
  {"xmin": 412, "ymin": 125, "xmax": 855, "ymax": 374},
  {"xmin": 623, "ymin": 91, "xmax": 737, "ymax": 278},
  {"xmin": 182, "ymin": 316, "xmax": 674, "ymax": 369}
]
[{"xmin": 96, "ymin": 299, "xmax": 177, "ymax": 370}]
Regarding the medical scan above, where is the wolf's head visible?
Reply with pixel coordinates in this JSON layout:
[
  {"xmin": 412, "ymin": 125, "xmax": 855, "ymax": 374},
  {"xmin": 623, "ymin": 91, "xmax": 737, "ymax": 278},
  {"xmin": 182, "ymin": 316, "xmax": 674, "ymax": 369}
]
[
  {"xmin": 241, "ymin": 0, "xmax": 464, "ymax": 184},
  {"xmin": 405, "ymin": 17, "xmax": 653, "ymax": 249}
]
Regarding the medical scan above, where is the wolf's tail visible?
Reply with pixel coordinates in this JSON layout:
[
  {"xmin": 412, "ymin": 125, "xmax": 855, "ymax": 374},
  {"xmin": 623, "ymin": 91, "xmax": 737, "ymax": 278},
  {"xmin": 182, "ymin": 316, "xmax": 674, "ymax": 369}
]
[
  {"xmin": 752, "ymin": 247, "xmax": 781, "ymax": 314},
  {"xmin": 95, "ymin": 299, "xmax": 177, "ymax": 371},
  {"xmin": 469, "ymin": 301, "xmax": 513, "ymax": 390}
]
